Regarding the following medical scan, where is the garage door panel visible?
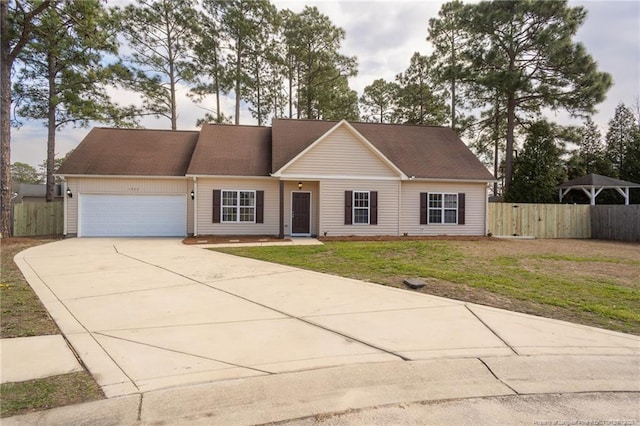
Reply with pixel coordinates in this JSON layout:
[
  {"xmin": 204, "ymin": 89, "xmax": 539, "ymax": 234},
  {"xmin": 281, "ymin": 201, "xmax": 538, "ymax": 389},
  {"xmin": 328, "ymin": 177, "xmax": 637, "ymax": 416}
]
[{"xmin": 80, "ymin": 194, "xmax": 186, "ymax": 237}]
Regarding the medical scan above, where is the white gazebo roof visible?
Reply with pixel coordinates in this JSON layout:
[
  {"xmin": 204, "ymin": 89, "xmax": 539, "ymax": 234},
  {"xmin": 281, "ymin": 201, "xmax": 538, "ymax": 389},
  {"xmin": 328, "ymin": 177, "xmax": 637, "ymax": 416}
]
[{"xmin": 558, "ymin": 173, "xmax": 640, "ymax": 205}]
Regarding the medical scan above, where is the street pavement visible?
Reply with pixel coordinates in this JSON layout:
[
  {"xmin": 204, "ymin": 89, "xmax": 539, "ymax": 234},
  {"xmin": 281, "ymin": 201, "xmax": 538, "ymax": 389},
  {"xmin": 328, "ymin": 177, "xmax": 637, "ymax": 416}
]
[{"xmin": 3, "ymin": 237, "xmax": 639, "ymax": 425}]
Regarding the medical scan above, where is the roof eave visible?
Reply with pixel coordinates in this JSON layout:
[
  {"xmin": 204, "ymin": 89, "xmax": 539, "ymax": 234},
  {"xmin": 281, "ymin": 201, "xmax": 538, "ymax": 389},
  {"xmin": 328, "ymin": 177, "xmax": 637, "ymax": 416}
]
[
  {"xmin": 185, "ymin": 174, "xmax": 272, "ymax": 179},
  {"xmin": 55, "ymin": 174, "xmax": 188, "ymax": 179},
  {"xmin": 408, "ymin": 177, "xmax": 497, "ymax": 183}
]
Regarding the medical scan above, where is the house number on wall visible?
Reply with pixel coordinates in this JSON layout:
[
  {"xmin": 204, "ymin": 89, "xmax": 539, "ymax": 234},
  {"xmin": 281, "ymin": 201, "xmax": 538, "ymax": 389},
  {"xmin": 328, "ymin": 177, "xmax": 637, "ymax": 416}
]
[{"xmin": 128, "ymin": 187, "xmax": 140, "ymax": 191}]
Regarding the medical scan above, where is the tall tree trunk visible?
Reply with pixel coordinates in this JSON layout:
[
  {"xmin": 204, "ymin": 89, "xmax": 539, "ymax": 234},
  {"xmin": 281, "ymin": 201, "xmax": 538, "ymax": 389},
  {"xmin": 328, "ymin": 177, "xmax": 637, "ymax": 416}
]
[
  {"xmin": 0, "ymin": 40, "xmax": 12, "ymax": 236},
  {"xmin": 288, "ymin": 56, "xmax": 293, "ymax": 119},
  {"xmin": 46, "ymin": 52, "xmax": 56, "ymax": 202},
  {"xmin": 0, "ymin": 0, "xmax": 50, "ymax": 236},
  {"xmin": 296, "ymin": 64, "xmax": 301, "ymax": 119},
  {"xmin": 234, "ymin": 38, "xmax": 241, "ymax": 125},
  {"xmin": 214, "ymin": 52, "xmax": 221, "ymax": 123},
  {"xmin": 256, "ymin": 63, "xmax": 262, "ymax": 126},
  {"xmin": 165, "ymin": 14, "xmax": 177, "ymax": 130},
  {"xmin": 493, "ymin": 95, "xmax": 500, "ymax": 197},
  {"xmin": 504, "ymin": 95, "xmax": 516, "ymax": 196},
  {"xmin": 450, "ymin": 33, "xmax": 456, "ymax": 131},
  {"xmin": 306, "ymin": 60, "xmax": 312, "ymax": 119},
  {"xmin": 169, "ymin": 64, "xmax": 177, "ymax": 130},
  {"xmin": 419, "ymin": 77, "xmax": 425, "ymax": 124}
]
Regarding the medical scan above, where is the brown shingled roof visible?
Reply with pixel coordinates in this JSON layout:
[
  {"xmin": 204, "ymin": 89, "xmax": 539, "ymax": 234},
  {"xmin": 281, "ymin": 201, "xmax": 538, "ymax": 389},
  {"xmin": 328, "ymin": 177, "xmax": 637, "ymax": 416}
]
[
  {"xmin": 271, "ymin": 119, "xmax": 335, "ymax": 172},
  {"xmin": 272, "ymin": 119, "xmax": 494, "ymax": 181},
  {"xmin": 186, "ymin": 124, "xmax": 272, "ymax": 176},
  {"xmin": 56, "ymin": 128, "xmax": 198, "ymax": 176},
  {"xmin": 59, "ymin": 120, "xmax": 493, "ymax": 181}
]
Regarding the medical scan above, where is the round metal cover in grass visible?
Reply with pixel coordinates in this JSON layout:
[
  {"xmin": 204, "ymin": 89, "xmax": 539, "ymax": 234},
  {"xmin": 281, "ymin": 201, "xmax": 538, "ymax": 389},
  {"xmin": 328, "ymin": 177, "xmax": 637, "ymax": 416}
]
[{"xmin": 403, "ymin": 278, "xmax": 426, "ymax": 289}]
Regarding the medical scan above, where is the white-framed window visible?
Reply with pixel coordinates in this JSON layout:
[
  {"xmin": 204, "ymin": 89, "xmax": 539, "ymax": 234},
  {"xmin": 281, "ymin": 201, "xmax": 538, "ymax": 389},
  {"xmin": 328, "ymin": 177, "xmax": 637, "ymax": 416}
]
[
  {"xmin": 428, "ymin": 193, "xmax": 458, "ymax": 224},
  {"xmin": 222, "ymin": 190, "xmax": 255, "ymax": 223},
  {"xmin": 353, "ymin": 191, "xmax": 370, "ymax": 224}
]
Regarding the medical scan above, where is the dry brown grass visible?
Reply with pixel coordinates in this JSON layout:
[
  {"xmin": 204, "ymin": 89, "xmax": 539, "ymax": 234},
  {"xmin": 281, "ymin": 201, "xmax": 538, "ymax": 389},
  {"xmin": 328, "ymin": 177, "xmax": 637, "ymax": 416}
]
[{"xmin": 0, "ymin": 237, "xmax": 104, "ymax": 418}]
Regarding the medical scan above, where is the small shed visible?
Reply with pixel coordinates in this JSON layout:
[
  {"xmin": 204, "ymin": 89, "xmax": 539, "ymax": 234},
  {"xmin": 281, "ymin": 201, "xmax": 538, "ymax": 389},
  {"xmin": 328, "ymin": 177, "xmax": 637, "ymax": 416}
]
[{"xmin": 558, "ymin": 174, "xmax": 640, "ymax": 205}]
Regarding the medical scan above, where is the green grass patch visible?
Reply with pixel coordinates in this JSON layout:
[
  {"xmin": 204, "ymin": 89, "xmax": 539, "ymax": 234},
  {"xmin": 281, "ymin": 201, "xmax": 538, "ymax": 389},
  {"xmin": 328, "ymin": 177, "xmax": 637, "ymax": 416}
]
[
  {"xmin": 1, "ymin": 238, "xmax": 61, "ymax": 338},
  {"xmin": 0, "ymin": 237, "xmax": 105, "ymax": 417},
  {"xmin": 213, "ymin": 240, "xmax": 640, "ymax": 335},
  {"xmin": 0, "ymin": 372, "xmax": 104, "ymax": 418}
]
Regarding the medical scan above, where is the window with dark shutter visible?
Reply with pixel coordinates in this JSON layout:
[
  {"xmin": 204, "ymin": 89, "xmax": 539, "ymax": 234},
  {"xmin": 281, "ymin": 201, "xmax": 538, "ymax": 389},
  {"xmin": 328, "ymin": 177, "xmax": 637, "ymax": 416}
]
[
  {"xmin": 256, "ymin": 190, "xmax": 264, "ymax": 224},
  {"xmin": 420, "ymin": 192, "xmax": 428, "ymax": 225},
  {"xmin": 423, "ymin": 192, "xmax": 463, "ymax": 224},
  {"xmin": 344, "ymin": 190, "xmax": 353, "ymax": 225},
  {"xmin": 213, "ymin": 189, "xmax": 221, "ymax": 223},
  {"xmin": 370, "ymin": 191, "xmax": 378, "ymax": 225}
]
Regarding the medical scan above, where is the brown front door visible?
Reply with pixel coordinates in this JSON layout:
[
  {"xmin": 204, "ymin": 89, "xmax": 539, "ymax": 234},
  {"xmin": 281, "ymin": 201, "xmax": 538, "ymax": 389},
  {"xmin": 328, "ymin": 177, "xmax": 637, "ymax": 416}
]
[{"xmin": 292, "ymin": 192, "xmax": 311, "ymax": 234}]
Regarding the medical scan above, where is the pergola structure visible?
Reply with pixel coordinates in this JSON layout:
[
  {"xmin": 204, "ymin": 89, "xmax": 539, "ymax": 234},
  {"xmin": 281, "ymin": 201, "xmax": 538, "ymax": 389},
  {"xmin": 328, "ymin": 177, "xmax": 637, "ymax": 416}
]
[{"xmin": 558, "ymin": 173, "xmax": 640, "ymax": 205}]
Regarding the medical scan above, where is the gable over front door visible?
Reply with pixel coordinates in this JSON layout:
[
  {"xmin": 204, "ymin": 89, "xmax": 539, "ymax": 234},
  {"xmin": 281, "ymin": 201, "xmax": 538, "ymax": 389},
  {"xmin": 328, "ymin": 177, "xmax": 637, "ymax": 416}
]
[{"xmin": 291, "ymin": 192, "xmax": 311, "ymax": 235}]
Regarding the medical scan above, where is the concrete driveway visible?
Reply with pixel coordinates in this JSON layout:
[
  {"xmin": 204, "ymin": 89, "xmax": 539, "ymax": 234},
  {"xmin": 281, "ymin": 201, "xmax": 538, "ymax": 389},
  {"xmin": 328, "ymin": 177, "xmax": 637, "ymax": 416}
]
[{"xmin": 11, "ymin": 237, "xmax": 640, "ymax": 424}]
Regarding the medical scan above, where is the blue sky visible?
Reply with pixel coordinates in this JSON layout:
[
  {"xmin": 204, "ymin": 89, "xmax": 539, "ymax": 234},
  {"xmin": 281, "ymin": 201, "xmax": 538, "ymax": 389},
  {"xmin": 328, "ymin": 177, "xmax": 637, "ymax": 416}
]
[{"xmin": 10, "ymin": 0, "xmax": 640, "ymax": 168}]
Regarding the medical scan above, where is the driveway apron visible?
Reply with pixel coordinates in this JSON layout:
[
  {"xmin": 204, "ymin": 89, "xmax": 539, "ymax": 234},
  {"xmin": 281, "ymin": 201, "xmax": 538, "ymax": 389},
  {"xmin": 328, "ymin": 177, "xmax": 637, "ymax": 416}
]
[{"xmin": 14, "ymin": 238, "xmax": 640, "ymax": 398}]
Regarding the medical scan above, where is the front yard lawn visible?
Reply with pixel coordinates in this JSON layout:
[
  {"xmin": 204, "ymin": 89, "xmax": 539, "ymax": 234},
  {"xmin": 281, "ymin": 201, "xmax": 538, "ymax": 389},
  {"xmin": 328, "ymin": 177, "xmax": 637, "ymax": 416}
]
[
  {"xmin": 1, "ymin": 237, "xmax": 104, "ymax": 418},
  {"xmin": 212, "ymin": 238, "xmax": 640, "ymax": 336}
]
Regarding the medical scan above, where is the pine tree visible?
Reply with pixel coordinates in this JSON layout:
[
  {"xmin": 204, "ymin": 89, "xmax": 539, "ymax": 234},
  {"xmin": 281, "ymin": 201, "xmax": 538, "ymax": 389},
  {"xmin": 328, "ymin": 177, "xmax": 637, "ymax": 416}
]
[
  {"xmin": 565, "ymin": 117, "xmax": 613, "ymax": 181},
  {"xmin": 13, "ymin": 0, "xmax": 138, "ymax": 201},
  {"xmin": 394, "ymin": 53, "xmax": 447, "ymax": 125},
  {"xmin": 189, "ymin": 0, "xmax": 231, "ymax": 125},
  {"xmin": 11, "ymin": 162, "xmax": 41, "ymax": 184},
  {"xmin": 114, "ymin": 0, "xmax": 197, "ymax": 130},
  {"xmin": 217, "ymin": 0, "xmax": 280, "ymax": 125},
  {"xmin": 359, "ymin": 79, "xmax": 399, "ymax": 123},
  {"xmin": 427, "ymin": 0, "xmax": 470, "ymax": 131},
  {"xmin": 282, "ymin": 6, "xmax": 357, "ymax": 120},
  {"xmin": 464, "ymin": 0, "xmax": 612, "ymax": 197},
  {"xmin": 1, "ymin": 0, "xmax": 51, "ymax": 236},
  {"xmin": 507, "ymin": 121, "xmax": 566, "ymax": 203},
  {"xmin": 606, "ymin": 103, "xmax": 638, "ymax": 178}
]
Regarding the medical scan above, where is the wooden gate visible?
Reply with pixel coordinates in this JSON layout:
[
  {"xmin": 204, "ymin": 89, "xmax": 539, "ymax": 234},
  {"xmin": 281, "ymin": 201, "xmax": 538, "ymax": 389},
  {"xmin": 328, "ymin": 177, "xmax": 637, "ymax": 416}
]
[{"xmin": 488, "ymin": 203, "xmax": 591, "ymax": 238}]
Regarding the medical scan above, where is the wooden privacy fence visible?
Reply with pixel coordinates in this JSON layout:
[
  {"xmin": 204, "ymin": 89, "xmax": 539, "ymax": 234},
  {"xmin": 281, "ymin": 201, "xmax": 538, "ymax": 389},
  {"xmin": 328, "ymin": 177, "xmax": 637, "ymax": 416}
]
[
  {"xmin": 591, "ymin": 205, "xmax": 640, "ymax": 242},
  {"xmin": 488, "ymin": 203, "xmax": 591, "ymax": 239},
  {"xmin": 12, "ymin": 202, "xmax": 64, "ymax": 237}
]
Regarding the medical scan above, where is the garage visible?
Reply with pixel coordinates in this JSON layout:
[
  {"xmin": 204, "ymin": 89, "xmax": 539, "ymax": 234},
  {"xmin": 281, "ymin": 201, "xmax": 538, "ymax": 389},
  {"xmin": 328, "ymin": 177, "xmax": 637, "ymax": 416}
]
[{"xmin": 79, "ymin": 194, "xmax": 187, "ymax": 237}]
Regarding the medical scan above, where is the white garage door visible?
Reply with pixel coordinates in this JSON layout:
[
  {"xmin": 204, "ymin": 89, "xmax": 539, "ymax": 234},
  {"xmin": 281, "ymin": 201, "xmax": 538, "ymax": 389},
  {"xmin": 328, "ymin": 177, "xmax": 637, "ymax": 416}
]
[{"xmin": 79, "ymin": 194, "xmax": 187, "ymax": 237}]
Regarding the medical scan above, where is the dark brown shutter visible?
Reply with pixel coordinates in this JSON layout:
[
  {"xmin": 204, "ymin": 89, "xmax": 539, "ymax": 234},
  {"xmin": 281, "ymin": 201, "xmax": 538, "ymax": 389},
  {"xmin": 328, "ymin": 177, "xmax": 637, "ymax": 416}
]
[
  {"xmin": 256, "ymin": 190, "xmax": 264, "ymax": 224},
  {"xmin": 370, "ymin": 191, "xmax": 378, "ymax": 225},
  {"xmin": 344, "ymin": 191, "xmax": 352, "ymax": 225},
  {"xmin": 420, "ymin": 192, "xmax": 428, "ymax": 225},
  {"xmin": 458, "ymin": 193, "xmax": 465, "ymax": 225},
  {"xmin": 213, "ymin": 190, "xmax": 221, "ymax": 223}
]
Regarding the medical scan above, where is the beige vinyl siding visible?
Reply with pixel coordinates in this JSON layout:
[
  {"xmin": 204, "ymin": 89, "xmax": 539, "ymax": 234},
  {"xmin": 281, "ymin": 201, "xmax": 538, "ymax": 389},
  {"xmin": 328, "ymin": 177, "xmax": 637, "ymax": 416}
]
[
  {"xmin": 281, "ymin": 126, "xmax": 399, "ymax": 178},
  {"xmin": 319, "ymin": 179, "xmax": 400, "ymax": 237},
  {"xmin": 400, "ymin": 181, "xmax": 488, "ymax": 236},
  {"xmin": 282, "ymin": 181, "xmax": 319, "ymax": 236},
  {"xmin": 196, "ymin": 178, "xmax": 279, "ymax": 236},
  {"xmin": 65, "ymin": 177, "xmax": 191, "ymax": 235}
]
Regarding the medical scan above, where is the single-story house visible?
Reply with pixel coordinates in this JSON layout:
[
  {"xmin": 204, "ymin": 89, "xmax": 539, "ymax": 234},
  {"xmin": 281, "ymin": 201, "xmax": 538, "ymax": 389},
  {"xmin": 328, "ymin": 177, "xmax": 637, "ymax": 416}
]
[
  {"xmin": 56, "ymin": 119, "xmax": 495, "ymax": 238},
  {"xmin": 11, "ymin": 183, "xmax": 64, "ymax": 203}
]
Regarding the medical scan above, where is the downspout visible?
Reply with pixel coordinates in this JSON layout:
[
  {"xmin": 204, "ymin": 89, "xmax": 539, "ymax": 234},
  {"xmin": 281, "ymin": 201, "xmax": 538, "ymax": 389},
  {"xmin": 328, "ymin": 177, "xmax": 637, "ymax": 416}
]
[
  {"xmin": 63, "ymin": 180, "xmax": 67, "ymax": 237},
  {"xmin": 485, "ymin": 183, "xmax": 489, "ymax": 236},
  {"xmin": 397, "ymin": 180, "xmax": 402, "ymax": 236},
  {"xmin": 193, "ymin": 177, "xmax": 197, "ymax": 237},
  {"xmin": 279, "ymin": 180, "xmax": 284, "ymax": 239}
]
